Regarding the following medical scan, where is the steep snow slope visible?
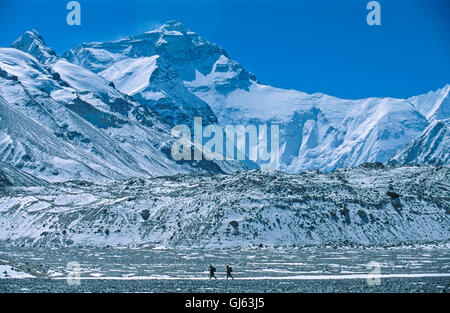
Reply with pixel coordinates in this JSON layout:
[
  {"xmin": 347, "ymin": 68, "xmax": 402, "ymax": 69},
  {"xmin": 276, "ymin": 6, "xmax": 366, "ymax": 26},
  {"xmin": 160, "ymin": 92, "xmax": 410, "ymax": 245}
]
[
  {"xmin": 52, "ymin": 59, "xmax": 118, "ymax": 95},
  {"xmin": 98, "ymin": 56, "xmax": 159, "ymax": 95},
  {"xmin": 391, "ymin": 85, "xmax": 450, "ymax": 165},
  {"xmin": 408, "ymin": 84, "xmax": 450, "ymax": 122},
  {"xmin": 0, "ymin": 38, "xmax": 245, "ymax": 182},
  {"xmin": 193, "ymin": 82, "xmax": 429, "ymax": 172},
  {"xmin": 0, "ymin": 165, "xmax": 448, "ymax": 247},
  {"xmin": 65, "ymin": 21, "xmax": 442, "ymax": 172},
  {"xmin": 390, "ymin": 119, "xmax": 449, "ymax": 166}
]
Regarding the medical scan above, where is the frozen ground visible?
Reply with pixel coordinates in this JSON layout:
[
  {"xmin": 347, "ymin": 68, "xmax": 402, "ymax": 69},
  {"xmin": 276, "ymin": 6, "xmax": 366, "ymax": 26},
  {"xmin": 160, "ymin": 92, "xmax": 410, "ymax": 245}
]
[
  {"xmin": 0, "ymin": 265, "xmax": 34, "ymax": 279},
  {"xmin": 0, "ymin": 245, "xmax": 448, "ymax": 292}
]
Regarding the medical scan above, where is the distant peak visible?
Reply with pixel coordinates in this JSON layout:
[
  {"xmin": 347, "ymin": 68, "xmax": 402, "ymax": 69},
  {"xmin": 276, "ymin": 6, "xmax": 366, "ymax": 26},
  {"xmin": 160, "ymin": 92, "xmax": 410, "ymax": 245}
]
[
  {"xmin": 432, "ymin": 83, "xmax": 450, "ymax": 100},
  {"xmin": 158, "ymin": 20, "xmax": 192, "ymax": 34},
  {"xmin": 431, "ymin": 83, "xmax": 450, "ymax": 95},
  {"xmin": 17, "ymin": 29, "xmax": 46, "ymax": 45},
  {"xmin": 161, "ymin": 20, "xmax": 185, "ymax": 28},
  {"xmin": 27, "ymin": 29, "xmax": 43, "ymax": 39},
  {"xmin": 11, "ymin": 29, "xmax": 56, "ymax": 64}
]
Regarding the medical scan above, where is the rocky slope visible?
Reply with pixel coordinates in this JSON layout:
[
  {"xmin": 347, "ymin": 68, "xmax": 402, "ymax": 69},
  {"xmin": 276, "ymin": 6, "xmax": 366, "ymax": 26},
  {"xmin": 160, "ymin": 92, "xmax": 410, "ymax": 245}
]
[
  {"xmin": 0, "ymin": 161, "xmax": 46, "ymax": 187},
  {"xmin": 0, "ymin": 164, "xmax": 448, "ymax": 247}
]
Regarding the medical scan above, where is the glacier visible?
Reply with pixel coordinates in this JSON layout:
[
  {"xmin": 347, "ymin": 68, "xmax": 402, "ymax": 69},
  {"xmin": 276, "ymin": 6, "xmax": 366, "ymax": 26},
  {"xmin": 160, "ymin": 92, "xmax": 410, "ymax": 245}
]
[{"xmin": 0, "ymin": 164, "xmax": 448, "ymax": 247}]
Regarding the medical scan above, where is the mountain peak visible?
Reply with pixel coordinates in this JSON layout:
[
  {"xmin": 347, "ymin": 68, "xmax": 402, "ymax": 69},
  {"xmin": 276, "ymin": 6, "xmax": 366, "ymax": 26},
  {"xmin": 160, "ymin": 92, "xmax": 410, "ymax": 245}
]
[
  {"xmin": 442, "ymin": 83, "xmax": 450, "ymax": 95},
  {"xmin": 158, "ymin": 20, "xmax": 192, "ymax": 35},
  {"xmin": 11, "ymin": 29, "xmax": 56, "ymax": 64},
  {"xmin": 13, "ymin": 29, "xmax": 47, "ymax": 48},
  {"xmin": 26, "ymin": 29, "xmax": 44, "ymax": 40},
  {"xmin": 408, "ymin": 83, "xmax": 450, "ymax": 122}
]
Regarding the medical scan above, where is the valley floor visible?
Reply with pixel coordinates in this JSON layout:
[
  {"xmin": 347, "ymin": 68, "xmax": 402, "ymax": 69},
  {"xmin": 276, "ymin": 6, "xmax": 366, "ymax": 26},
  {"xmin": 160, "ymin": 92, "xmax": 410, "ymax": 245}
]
[
  {"xmin": 0, "ymin": 165, "xmax": 448, "ymax": 292},
  {"xmin": 0, "ymin": 245, "xmax": 449, "ymax": 293},
  {"xmin": 1, "ymin": 276, "xmax": 449, "ymax": 293}
]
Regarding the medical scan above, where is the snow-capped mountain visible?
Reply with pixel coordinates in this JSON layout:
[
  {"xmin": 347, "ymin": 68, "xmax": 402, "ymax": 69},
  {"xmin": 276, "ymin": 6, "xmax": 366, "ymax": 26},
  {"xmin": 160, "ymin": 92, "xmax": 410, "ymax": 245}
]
[
  {"xmin": 10, "ymin": 30, "xmax": 57, "ymax": 65},
  {"xmin": 390, "ymin": 119, "xmax": 449, "ymax": 166},
  {"xmin": 63, "ymin": 22, "xmax": 220, "ymax": 128},
  {"xmin": 0, "ymin": 31, "xmax": 245, "ymax": 182},
  {"xmin": 64, "ymin": 21, "xmax": 448, "ymax": 172},
  {"xmin": 1, "ymin": 21, "xmax": 448, "ymax": 182},
  {"xmin": 0, "ymin": 23, "xmax": 448, "ymax": 249}
]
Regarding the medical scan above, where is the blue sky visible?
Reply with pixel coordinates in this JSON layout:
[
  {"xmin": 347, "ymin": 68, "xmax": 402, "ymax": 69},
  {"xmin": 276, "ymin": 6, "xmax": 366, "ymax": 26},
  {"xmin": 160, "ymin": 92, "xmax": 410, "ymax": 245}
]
[{"xmin": 0, "ymin": 0, "xmax": 449, "ymax": 99}]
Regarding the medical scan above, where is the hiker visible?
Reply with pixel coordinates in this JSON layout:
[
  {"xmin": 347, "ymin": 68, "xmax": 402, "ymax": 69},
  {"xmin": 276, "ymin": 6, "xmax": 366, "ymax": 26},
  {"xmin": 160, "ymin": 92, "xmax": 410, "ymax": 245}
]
[
  {"xmin": 209, "ymin": 265, "xmax": 217, "ymax": 279},
  {"xmin": 226, "ymin": 264, "xmax": 233, "ymax": 280}
]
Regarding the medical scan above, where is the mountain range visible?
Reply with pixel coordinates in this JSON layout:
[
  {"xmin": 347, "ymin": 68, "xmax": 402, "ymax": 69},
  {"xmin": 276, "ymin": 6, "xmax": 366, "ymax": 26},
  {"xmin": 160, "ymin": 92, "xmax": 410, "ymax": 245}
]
[{"xmin": 0, "ymin": 21, "xmax": 448, "ymax": 182}]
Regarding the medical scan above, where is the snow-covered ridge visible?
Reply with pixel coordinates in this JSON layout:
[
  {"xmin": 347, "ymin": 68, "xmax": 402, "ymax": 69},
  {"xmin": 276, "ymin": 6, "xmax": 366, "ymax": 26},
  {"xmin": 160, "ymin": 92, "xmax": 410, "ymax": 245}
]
[
  {"xmin": 0, "ymin": 24, "xmax": 448, "ymax": 249},
  {"xmin": 0, "ymin": 160, "xmax": 47, "ymax": 187},
  {"xmin": 408, "ymin": 84, "xmax": 450, "ymax": 122}
]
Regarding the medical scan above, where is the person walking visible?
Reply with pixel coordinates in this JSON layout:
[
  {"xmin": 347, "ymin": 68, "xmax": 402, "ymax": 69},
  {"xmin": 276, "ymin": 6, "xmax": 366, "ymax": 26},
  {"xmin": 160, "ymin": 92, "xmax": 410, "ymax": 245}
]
[
  {"xmin": 226, "ymin": 264, "xmax": 233, "ymax": 280},
  {"xmin": 209, "ymin": 265, "xmax": 217, "ymax": 279}
]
